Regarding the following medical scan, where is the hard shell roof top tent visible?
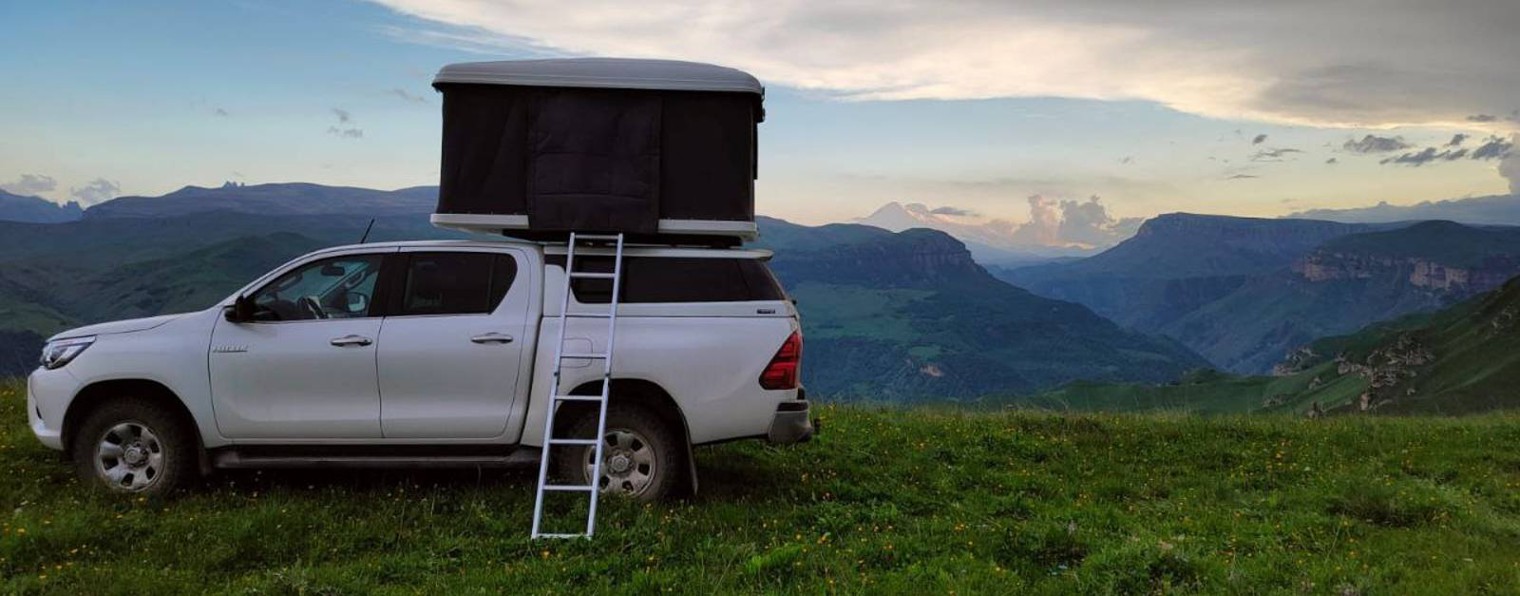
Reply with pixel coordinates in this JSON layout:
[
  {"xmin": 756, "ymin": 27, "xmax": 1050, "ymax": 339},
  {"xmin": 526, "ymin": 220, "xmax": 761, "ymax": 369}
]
[{"xmin": 429, "ymin": 58, "xmax": 765, "ymax": 246}]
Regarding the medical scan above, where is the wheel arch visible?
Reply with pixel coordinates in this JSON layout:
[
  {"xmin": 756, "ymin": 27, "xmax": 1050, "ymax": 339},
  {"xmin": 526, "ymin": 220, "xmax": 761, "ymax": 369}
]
[
  {"xmin": 562, "ymin": 377, "xmax": 699, "ymax": 495},
  {"xmin": 62, "ymin": 379, "xmax": 201, "ymax": 458}
]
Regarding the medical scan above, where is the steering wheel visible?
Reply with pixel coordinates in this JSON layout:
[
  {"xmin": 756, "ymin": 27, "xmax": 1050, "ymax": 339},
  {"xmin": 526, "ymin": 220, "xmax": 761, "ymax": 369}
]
[{"xmin": 298, "ymin": 295, "xmax": 328, "ymax": 320}]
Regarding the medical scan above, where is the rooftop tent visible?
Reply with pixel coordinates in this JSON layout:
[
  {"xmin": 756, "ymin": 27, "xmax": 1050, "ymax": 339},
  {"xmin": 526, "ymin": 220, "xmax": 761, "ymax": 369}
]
[{"xmin": 430, "ymin": 58, "xmax": 764, "ymax": 244}]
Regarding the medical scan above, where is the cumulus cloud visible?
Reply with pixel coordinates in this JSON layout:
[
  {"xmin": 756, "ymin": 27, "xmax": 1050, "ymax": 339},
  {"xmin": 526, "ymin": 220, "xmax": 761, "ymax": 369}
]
[
  {"xmin": 69, "ymin": 178, "xmax": 120, "ymax": 205},
  {"xmin": 1468, "ymin": 114, "xmax": 1499, "ymax": 123},
  {"xmin": 1, "ymin": 173, "xmax": 58, "ymax": 196},
  {"xmin": 1447, "ymin": 133, "xmax": 1468, "ymax": 147},
  {"xmin": 369, "ymin": 0, "xmax": 1520, "ymax": 127},
  {"xmin": 1008, "ymin": 194, "xmax": 1137, "ymax": 247},
  {"xmin": 929, "ymin": 206, "xmax": 977, "ymax": 217},
  {"xmin": 1343, "ymin": 134, "xmax": 1411, "ymax": 154},
  {"xmin": 1501, "ymin": 135, "xmax": 1520, "ymax": 194},
  {"xmin": 1325, "ymin": 158, "xmax": 1338, "ymax": 164},
  {"xmin": 327, "ymin": 108, "xmax": 363, "ymax": 139},
  {"xmin": 1251, "ymin": 134, "xmax": 1268, "ymax": 145}
]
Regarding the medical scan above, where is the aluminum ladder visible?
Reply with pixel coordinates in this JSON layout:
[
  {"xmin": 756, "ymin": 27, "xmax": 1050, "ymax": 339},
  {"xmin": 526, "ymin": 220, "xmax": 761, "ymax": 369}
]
[{"xmin": 531, "ymin": 231, "xmax": 625, "ymax": 539}]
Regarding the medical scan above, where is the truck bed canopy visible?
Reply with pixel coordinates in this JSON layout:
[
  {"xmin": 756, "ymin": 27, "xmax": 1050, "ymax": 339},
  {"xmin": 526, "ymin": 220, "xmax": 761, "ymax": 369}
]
[{"xmin": 431, "ymin": 58, "xmax": 764, "ymax": 243}]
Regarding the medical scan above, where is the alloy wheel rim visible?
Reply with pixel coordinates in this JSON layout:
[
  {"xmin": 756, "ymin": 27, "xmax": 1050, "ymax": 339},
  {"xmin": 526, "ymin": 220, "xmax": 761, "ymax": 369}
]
[
  {"xmin": 583, "ymin": 428, "xmax": 657, "ymax": 497},
  {"xmin": 95, "ymin": 421, "xmax": 164, "ymax": 492}
]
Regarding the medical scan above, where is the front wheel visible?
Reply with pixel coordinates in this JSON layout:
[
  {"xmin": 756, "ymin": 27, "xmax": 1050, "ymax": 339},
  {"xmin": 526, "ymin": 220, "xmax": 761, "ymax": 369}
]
[
  {"xmin": 554, "ymin": 403, "xmax": 681, "ymax": 502},
  {"xmin": 70, "ymin": 398, "xmax": 197, "ymax": 495}
]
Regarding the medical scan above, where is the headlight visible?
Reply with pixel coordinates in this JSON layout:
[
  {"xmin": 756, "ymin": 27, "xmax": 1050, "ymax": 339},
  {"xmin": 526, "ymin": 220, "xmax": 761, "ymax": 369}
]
[{"xmin": 40, "ymin": 336, "xmax": 95, "ymax": 370}]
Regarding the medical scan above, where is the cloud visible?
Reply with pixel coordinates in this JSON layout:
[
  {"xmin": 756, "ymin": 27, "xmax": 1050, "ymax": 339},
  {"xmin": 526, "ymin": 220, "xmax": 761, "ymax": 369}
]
[
  {"xmin": 1342, "ymin": 134, "xmax": 1411, "ymax": 154},
  {"xmin": 1374, "ymin": 135, "xmax": 1510, "ymax": 167},
  {"xmin": 1325, "ymin": 158, "xmax": 1338, "ymax": 164},
  {"xmin": 1251, "ymin": 134, "xmax": 1268, "ymax": 145},
  {"xmin": 1008, "ymin": 194, "xmax": 1138, "ymax": 247},
  {"xmin": 1, "ymin": 173, "xmax": 58, "ymax": 196},
  {"xmin": 1226, "ymin": 174, "xmax": 1259, "ymax": 180},
  {"xmin": 388, "ymin": 88, "xmax": 430, "ymax": 104},
  {"xmin": 1500, "ymin": 135, "xmax": 1520, "ymax": 194},
  {"xmin": 1447, "ymin": 133, "xmax": 1468, "ymax": 147},
  {"xmin": 1470, "ymin": 135, "xmax": 1514, "ymax": 160},
  {"xmin": 1467, "ymin": 114, "xmax": 1499, "ymax": 123},
  {"xmin": 369, "ymin": 0, "xmax": 1520, "ymax": 128},
  {"xmin": 929, "ymin": 206, "xmax": 977, "ymax": 217},
  {"xmin": 214, "ymin": 107, "xmax": 230, "ymax": 117},
  {"xmin": 69, "ymin": 178, "xmax": 120, "ymax": 205},
  {"xmin": 327, "ymin": 108, "xmax": 363, "ymax": 139},
  {"xmin": 1250, "ymin": 148, "xmax": 1302, "ymax": 162}
]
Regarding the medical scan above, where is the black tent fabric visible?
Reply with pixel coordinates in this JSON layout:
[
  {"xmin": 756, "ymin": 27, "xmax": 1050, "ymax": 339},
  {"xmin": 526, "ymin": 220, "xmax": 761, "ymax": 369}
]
[{"xmin": 432, "ymin": 59, "xmax": 763, "ymax": 241}]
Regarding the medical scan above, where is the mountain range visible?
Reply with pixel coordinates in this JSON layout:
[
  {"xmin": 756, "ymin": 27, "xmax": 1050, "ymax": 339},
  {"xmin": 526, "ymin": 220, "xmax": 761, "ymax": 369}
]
[
  {"xmin": 0, "ymin": 189, "xmax": 84, "ymax": 223},
  {"xmin": 1290, "ymin": 193, "xmax": 1520, "ymax": 225},
  {"xmin": 1002, "ymin": 212, "xmax": 1520, "ymax": 373},
  {"xmin": 0, "ymin": 182, "xmax": 1206, "ymax": 399}
]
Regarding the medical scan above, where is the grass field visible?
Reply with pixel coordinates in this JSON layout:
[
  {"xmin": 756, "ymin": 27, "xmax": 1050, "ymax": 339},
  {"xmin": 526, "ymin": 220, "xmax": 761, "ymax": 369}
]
[{"xmin": 3, "ymin": 379, "xmax": 1519, "ymax": 594}]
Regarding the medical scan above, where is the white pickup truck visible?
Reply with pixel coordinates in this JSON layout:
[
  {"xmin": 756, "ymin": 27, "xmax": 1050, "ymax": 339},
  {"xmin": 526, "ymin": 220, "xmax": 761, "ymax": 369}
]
[{"xmin": 26, "ymin": 239, "xmax": 812, "ymax": 499}]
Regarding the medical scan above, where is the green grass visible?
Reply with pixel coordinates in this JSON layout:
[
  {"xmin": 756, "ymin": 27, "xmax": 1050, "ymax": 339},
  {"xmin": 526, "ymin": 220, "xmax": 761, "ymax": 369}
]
[{"xmin": 3, "ymin": 379, "xmax": 1519, "ymax": 594}]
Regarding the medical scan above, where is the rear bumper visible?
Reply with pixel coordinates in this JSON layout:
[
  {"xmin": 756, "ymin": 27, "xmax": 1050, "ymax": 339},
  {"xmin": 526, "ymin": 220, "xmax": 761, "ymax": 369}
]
[{"xmin": 766, "ymin": 392, "xmax": 814, "ymax": 444}]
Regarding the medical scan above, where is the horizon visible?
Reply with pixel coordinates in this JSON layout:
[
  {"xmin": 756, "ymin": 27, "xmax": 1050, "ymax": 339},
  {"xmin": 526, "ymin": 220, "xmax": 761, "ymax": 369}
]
[{"xmin": 3, "ymin": 0, "xmax": 1518, "ymax": 247}]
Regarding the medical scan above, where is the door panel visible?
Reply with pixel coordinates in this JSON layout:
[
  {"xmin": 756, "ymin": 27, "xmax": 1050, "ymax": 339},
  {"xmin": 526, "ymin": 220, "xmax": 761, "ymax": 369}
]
[
  {"xmin": 378, "ymin": 250, "xmax": 529, "ymax": 438},
  {"xmin": 210, "ymin": 318, "xmax": 384, "ymax": 438},
  {"xmin": 209, "ymin": 252, "xmax": 388, "ymax": 439}
]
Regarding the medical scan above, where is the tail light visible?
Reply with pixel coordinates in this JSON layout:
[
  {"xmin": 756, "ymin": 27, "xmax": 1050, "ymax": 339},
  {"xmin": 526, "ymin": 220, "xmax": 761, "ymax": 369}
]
[{"xmin": 759, "ymin": 330, "xmax": 802, "ymax": 390}]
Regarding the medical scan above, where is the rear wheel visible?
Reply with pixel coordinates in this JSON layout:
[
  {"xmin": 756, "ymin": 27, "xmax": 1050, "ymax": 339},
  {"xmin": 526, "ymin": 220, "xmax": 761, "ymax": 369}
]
[
  {"xmin": 554, "ymin": 403, "xmax": 680, "ymax": 502},
  {"xmin": 70, "ymin": 398, "xmax": 197, "ymax": 495}
]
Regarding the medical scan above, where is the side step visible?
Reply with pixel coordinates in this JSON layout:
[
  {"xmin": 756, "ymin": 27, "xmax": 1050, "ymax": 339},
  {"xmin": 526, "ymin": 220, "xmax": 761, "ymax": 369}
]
[{"xmin": 211, "ymin": 448, "xmax": 541, "ymax": 469}]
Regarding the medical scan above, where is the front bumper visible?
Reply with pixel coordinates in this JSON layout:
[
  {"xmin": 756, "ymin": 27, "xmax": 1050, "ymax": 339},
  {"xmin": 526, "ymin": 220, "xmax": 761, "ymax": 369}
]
[
  {"xmin": 766, "ymin": 394, "xmax": 814, "ymax": 444},
  {"xmin": 27, "ymin": 367, "xmax": 74, "ymax": 451}
]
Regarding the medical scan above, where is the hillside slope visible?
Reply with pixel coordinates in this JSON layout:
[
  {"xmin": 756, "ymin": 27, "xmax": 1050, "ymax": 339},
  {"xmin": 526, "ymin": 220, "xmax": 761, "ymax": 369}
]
[
  {"xmin": 756, "ymin": 218, "xmax": 1208, "ymax": 399},
  {"xmin": 1032, "ymin": 273, "xmax": 1520, "ymax": 415},
  {"xmin": 1161, "ymin": 221, "xmax": 1520, "ymax": 373},
  {"xmin": 3, "ymin": 379, "xmax": 1517, "ymax": 593}
]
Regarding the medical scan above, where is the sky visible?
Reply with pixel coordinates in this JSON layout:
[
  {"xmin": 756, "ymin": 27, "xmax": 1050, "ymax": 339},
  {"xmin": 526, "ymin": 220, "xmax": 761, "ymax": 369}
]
[{"xmin": 2, "ymin": 0, "xmax": 1517, "ymax": 242}]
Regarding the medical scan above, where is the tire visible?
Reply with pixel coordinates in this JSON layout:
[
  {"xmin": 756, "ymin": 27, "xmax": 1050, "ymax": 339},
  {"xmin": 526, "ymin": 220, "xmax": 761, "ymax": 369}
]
[
  {"xmin": 554, "ymin": 403, "xmax": 681, "ymax": 502},
  {"xmin": 70, "ymin": 397, "xmax": 198, "ymax": 496}
]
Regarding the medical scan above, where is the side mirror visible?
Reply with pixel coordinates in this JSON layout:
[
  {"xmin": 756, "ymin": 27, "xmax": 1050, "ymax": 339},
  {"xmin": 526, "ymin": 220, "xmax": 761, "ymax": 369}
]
[{"xmin": 225, "ymin": 295, "xmax": 255, "ymax": 323}]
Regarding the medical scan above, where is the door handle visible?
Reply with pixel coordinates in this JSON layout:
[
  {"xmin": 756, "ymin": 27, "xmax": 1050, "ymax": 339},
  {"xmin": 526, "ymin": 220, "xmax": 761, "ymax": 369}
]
[
  {"xmin": 329, "ymin": 335, "xmax": 373, "ymax": 347},
  {"xmin": 471, "ymin": 332, "xmax": 515, "ymax": 344}
]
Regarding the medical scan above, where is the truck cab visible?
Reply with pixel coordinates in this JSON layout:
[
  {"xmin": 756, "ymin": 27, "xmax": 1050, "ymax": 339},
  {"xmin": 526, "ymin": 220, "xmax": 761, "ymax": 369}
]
[{"xmin": 26, "ymin": 239, "xmax": 811, "ymax": 499}]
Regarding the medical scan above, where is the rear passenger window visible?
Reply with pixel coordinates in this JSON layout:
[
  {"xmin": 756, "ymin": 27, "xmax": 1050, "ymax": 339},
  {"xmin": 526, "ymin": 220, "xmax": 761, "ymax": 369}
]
[
  {"xmin": 551, "ymin": 257, "xmax": 786, "ymax": 303},
  {"xmin": 396, "ymin": 253, "xmax": 517, "ymax": 315}
]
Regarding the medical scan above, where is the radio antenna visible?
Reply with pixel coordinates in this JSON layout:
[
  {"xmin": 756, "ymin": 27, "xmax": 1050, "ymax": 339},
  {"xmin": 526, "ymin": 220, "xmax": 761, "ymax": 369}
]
[{"xmin": 358, "ymin": 218, "xmax": 376, "ymax": 244}]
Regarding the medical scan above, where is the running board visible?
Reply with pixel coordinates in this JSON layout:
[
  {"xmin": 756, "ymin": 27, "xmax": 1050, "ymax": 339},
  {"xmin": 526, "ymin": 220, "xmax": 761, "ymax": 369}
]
[{"xmin": 211, "ymin": 448, "xmax": 541, "ymax": 469}]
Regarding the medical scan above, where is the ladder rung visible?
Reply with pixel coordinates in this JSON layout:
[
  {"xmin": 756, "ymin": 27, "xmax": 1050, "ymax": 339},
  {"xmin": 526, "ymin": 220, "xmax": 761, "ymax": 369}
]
[
  {"xmin": 569, "ymin": 272, "xmax": 616, "ymax": 280},
  {"xmin": 542, "ymin": 484, "xmax": 598, "ymax": 492},
  {"xmin": 548, "ymin": 438, "xmax": 599, "ymax": 446},
  {"xmin": 560, "ymin": 352, "xmax": 608, "ymax": 360},
  {"xmin": 535, "ymin": 533, "xmax": 591, "ymax": 539},
  {"xmin": 554, "ymin": 395, "xmax": 605, "ymax": 402},
  {"xmin": 565, "ymin": 312, "xmax": 612, "ymax": 318},
  {"xmin": 572, "ymin": 233, "xmax": 622, "ymax": 241}
]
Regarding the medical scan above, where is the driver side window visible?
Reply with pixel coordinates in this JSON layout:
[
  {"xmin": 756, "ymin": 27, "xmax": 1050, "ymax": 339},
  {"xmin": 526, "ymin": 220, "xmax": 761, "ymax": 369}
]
[{"xmin": 249, "ymin": 255, "xmax": 383, "ymax": 322}]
